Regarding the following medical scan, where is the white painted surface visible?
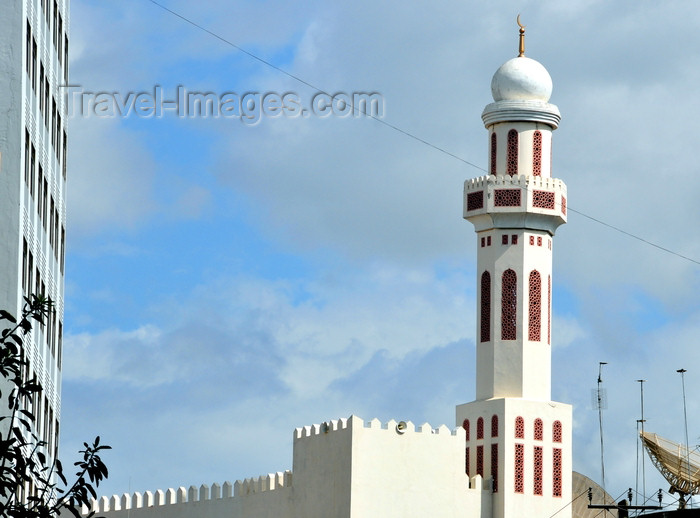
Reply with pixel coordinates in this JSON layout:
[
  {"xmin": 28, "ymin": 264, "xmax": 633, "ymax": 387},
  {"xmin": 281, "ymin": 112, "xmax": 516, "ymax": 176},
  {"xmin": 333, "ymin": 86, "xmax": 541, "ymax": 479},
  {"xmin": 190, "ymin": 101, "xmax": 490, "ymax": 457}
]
[{"xmin": 491, "ymin": 57, "xmax": 552, "ymax": 102}]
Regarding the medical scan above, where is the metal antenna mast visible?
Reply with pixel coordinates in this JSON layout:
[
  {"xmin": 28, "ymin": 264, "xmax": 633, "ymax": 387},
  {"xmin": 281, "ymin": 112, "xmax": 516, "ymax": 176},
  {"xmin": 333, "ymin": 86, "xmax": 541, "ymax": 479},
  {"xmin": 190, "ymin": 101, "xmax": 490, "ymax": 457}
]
[
  {"xmin": 678, "ymin": 369, "xmax": 692, "ymax": 509},
  {"xmin": 598, "ymin": 362, "xmax": 608, "ymax": 493},
  {"xmin": 637, "ymin": 379, "xmax": 647, "ymax": 503}
]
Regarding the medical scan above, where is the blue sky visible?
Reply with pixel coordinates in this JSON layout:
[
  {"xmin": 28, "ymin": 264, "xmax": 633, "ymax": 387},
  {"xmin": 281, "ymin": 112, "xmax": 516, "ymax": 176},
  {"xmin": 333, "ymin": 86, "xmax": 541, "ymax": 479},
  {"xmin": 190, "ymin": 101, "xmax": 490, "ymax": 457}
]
[{"xmin": 59, "ymin": 0, "xmax": 699, "ymax": 506}]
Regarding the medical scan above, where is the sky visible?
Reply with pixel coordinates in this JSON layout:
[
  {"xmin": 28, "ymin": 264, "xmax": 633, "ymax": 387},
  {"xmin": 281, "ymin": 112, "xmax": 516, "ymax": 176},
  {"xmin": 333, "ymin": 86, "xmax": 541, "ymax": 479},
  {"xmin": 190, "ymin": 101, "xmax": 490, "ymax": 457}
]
[{"xmin": 59, "ymin": 0, "xmax": 699, "ymax": 508}]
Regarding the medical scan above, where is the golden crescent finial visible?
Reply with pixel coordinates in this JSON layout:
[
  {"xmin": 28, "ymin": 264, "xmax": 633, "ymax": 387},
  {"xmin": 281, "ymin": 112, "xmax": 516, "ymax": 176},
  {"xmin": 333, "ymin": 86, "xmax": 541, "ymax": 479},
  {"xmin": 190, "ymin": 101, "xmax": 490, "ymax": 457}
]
[{"xmin": 517, "ymin": 14, "xmax": 526, "ymax": 57}]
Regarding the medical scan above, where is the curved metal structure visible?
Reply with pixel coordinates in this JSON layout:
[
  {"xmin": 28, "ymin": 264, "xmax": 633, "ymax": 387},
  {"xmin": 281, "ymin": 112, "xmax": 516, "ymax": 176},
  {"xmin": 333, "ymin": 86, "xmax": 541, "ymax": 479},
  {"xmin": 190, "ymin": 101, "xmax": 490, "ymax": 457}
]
[{"xmin": 641, "ymin": 431, "xmax": 700, "ymax": 502}]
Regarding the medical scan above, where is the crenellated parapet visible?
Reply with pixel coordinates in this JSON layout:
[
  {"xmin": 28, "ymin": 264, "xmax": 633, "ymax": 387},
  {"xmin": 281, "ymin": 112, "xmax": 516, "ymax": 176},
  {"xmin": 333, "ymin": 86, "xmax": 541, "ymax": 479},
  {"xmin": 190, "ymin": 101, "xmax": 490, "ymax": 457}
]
[
  {"xmin": 80, "ymin": 472, "xmax": 293, "ymax": 516},
  {"xmin": 464, "ymin": 174, "xmax": 567, "ymax": 233},
  {"xmin": 294, "ymin": 415, "xmax": 464, "ymax": 441},
  {"xmin": 234, "ymin": 471, "xmax": 292, "ymax": 496}
]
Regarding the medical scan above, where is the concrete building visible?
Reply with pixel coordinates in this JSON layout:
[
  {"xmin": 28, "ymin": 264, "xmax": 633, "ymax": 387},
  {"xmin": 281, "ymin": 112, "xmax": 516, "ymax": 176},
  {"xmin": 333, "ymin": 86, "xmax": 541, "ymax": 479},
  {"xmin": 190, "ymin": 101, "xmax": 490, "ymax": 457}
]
[
  {"xmin": 0, "ymin": 0, "xmax": 69, "ymax": 487},
  {"xmin": 82, "ymin": 26, "xmax": 574, "ymax": 518}
]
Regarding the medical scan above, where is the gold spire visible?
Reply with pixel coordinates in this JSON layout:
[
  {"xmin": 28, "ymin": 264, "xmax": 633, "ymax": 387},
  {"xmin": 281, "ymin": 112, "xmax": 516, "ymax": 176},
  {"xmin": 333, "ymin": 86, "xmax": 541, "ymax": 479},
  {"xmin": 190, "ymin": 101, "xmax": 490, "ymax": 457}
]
[{"xmin": 517, "ymin": 14, "xmax": 525, "ymax": 57}]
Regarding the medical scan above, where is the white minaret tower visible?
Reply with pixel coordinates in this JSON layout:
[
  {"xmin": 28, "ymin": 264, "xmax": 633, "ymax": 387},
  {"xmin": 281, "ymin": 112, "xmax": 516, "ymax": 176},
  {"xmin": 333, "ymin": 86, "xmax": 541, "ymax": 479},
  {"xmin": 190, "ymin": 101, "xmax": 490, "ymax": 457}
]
[{"xmin": 456, "ymin": 21, "xmax": 572, "ymax": 518}]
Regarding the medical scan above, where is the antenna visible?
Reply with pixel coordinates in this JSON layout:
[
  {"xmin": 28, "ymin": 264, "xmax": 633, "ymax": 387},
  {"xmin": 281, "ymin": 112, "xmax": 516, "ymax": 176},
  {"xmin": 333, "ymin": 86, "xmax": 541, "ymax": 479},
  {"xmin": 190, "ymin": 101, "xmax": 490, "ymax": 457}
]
[
  {"xmin": 678, "ymin": 369, "xmax": 692, "ymax": 509},
  {"xmin": 597, "ymin": 362, "xmax": 608, "ymax": 493},
  {"xmin": 637, "ymin": 379, "xmax": 647, "ymax": 505}
]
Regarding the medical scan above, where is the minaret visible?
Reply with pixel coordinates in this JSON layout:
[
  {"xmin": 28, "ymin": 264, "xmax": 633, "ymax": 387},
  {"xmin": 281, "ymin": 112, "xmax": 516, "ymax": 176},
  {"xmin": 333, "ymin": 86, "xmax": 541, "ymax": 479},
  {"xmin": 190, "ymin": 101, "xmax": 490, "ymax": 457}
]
[{"xmin": 456, "ymin": 21, "xmax": 572, "ymax": 518}]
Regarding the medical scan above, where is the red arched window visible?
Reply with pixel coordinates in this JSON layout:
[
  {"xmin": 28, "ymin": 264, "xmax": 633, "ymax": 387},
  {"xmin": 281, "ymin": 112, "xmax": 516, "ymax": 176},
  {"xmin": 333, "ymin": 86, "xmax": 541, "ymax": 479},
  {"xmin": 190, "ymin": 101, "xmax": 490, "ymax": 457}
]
[
  {"xmin": 491, "ymin": 132, "xmax": 497, "ymax": 175},
  {"xmin": 477, "ymin": 445, "xmax": 484, "ymax": 476},
  {"xmin": 481, "ymin": 271, "xmax": 491, "ymax": 342},
  {"xmin": 534, "ymin": 446, "xmax": 543, "ymax": 495},
  {"xmin": 553, "ymin": 448, "xmax": 562, "ymax": 497},
  {"xmin": 491, "ymin": 443, "xmax": 499, "ymax": 492},
  {"xmin": 515, "ymin": 444, "xmax": 524, "ymax": 493},
  {"xmin": 463, "ymin": 419, "xmax": 470, "ymax": 441},
  {"xmin": 477, "ymin": 417, "xmax": 484, "ymax": 439},
  {"xmin": 507, "ymin": 129, "xmax": 518, "ymax": 176},
  {"xmin": 533, "ymin": 130, "xmax": 542, "ymax": 176},
  {"xmin": 491, "ymin": 415, "xmax": 499, "ymax": 438},
  {"xmin": 553, "ymin": 421, "xmax": 562, "ymax": 443},
  {"xmin": 528, "ymin": 270, "xmax": 541, "ymax": 341},
  {"xmin": 501, "ymin": 269, "xmax": 517, "ymax": 340},
  {"xmin": 534, "ymin": 418, "xmax": 543, "ymax": 440},
  {"xmin": 515, "ymin": 416, "xmax": 525, "ymax": 439}
]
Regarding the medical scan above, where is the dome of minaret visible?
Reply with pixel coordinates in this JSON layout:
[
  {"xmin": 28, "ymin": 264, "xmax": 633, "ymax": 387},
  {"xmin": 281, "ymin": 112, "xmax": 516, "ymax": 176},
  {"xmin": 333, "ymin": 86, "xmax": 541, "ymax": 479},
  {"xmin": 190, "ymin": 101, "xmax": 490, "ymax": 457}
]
[{"xmin": 490, "ymin": 56, "xmax": 552, "ymax": 102}]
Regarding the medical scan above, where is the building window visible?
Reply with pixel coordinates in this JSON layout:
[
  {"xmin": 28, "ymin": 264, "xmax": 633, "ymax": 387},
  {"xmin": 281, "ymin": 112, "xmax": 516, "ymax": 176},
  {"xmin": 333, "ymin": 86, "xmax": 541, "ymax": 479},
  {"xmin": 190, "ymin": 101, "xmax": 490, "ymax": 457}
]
[
  {"xmin": 515, "ymin": 443, "xmax": 524, "ymax": 493},
  {"xmin": 62, "ymin": 130, "xmax": 68, "ymax": 180},
  {"xmin": 502, "ymin": 235, "xmax": 508, "ymax": 245},
  {"xmin": 26, "ymin": 22, "xmax": 31, "ymax": 77},
  {"xmin": 39, "ymin": 63, "xmax": 46, "ymax": 115},
  {"xmin": 42, "ymin": 178, "xmax": 48, "ymax": 228},
  {"xmin": 494, "ymin": 188, "xmax": 521, "ymax": 207},
  {"xmin": 533, "ymin": 190, "xmax": 555, "ymax": 209},
  {"xmin": 529, "ymin": 235, "xmax": 534, "ymax": 246},
  {"xmin": 476, "ymin": 445, "xmax": 484, "ymax": 476},
  {"xmin": 30, "ymin": 145, "xmax": 36, "ymax": 196},
  {"xmin": 491, "ymin": 443, "xmax": 499, "ymax": 492},
  {"xmin": 64, "ymin": 36, "xmax": 69, "ymax": 83},
  {"xmin": 463, "ymin": 418, "xmax": 470, "ymax": 476},
  {"xmin": 57, "ymin": 321, "xmax": 63, "ymax": 370},
  {"xmin": 537, "ymin": 236, "xmax": 542, "ymax": 247},
  {"xmin": 60, "ymin": 226, "xmax": 65, "ymax": 274},
  {"xmin": 467, "ymin": 191, "xmax": 484, "ymax": 211},
  {"xmin": 534, "ymin": 418, "xmax": 543, "ymax": 440},
  {"xmin": 44, "ymin": 76, "xmax": 50, "ymax": 126},
  {"xmin": 501, "ymin": 269, "xmax": 517, "ymax": 340},
  {"xmin": 553, "ymin": 421, "xmax": 562, "ymax": 443},
  {"xmin": 24, "ymin": 130, "xmax": 30, "ymax": 188},
  {"xmin": 481, "ymin": 271, "xmax": 491, "ymax": 343},
  {"xmin": 57, "ymin": 14, "xmax": 63, "ymax": 63},
  {"xmin": 533, "ymin": 131, "xmax": 542, "ymax": 176},
  {"xmin": 22, "ymin": 239, "xmax": 28, "ymax": 293},
  {"xmin": 31, "ymin": 39, "xmax": 37, "ymax": 91},
  {"xmin": 515, "ymin": 417, "xmax": 525, "ymax": 439},
  {"xmin": 561, "ymin": 195, "xmax": 567, "ymax": 215},
  {"xmin": 534, "ymin": 446, "xmax": 543, "ymax": 495},
  {"xmin": 51, "ymin": 98, "xmax": 57, "ymax": 149},
  {"xmin": 487, "ymin": 235, "xmax": 491, "ymax": 246},
  {"xmin": 507, "ymin": 129, "xmax": 518, "ymax": 176},
  {"xmin": 477, "ymin": 417, "xmax": 484, "ymax": 440},
  {"xmin": 528, "ymin": 270, "xmax": 541, "ymax": 341},
  {"xmin": 481, "ymin": 237, "xmax": 485, "ymax": 248},
  {"xmin": 491, "ymin": 415, "xmax": 499, "ymax": 438},
  {"xmin": 511, "ymin": 235, "xmax": 518, "ymax": 245},
  {"xmin": 491, "ymin": 132, "xmax": 497, "ymax": 175},
  {"xmin": 553, "ymin": 448, "xmax": 562, "ymax": 497}
]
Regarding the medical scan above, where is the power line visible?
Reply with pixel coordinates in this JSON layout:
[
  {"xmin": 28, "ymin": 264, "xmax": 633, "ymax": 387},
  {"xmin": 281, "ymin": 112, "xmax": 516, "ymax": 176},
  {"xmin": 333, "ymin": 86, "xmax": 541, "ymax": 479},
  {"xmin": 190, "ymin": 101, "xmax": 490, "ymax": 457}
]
[
  {"xmin": 145, "ymin": 0, "xmax": 486, "ymax": 172},
  {"xmin": 145, "ymin": 0, "xmax": 699, "ymax": 266}
]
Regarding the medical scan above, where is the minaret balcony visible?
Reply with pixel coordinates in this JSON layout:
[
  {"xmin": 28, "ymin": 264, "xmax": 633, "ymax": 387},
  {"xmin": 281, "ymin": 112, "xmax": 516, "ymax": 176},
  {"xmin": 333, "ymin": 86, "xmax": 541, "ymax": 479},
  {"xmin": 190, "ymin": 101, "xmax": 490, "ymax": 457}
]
[{"xmin": 463, "ymin": 175, "xmax": 567, "ymax": 234}]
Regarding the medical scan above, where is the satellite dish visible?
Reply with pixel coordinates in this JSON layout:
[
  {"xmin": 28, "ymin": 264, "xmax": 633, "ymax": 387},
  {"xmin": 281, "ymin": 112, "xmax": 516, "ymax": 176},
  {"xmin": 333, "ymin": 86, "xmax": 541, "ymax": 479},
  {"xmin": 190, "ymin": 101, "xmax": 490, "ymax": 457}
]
[{"xmin": 641, "ymin": 431, "xmax": 700, "ymax": 508}]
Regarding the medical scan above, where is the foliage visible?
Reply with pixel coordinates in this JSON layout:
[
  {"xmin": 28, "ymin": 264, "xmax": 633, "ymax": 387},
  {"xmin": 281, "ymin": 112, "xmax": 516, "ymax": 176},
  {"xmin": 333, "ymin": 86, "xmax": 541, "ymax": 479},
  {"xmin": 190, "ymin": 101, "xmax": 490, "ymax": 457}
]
[{"xmin": 0, "ymin": 295, "xmax": 109, "ymax": 518}]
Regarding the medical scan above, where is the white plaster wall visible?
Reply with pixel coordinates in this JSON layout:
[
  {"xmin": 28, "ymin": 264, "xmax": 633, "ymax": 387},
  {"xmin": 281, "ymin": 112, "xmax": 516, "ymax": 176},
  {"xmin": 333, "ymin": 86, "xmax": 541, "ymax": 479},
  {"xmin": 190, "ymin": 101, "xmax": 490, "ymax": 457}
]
[
  {"xmin": 489, "ymin": 122, "xmax": 554, "ymax": 179},
  {"xmin": 456, "ymin": 398, "xmax": 572, "ymax": 518},
  {"xmin": 292, "ymin": 418, "xmax": 353, "ymax": 518},
  {"xmin": 82, "ymin": 416, "xmax": 493, "ymax": 518},
  {"xmin": 349, "ymin": 417, "xmax": 490, "ymax": 518}
]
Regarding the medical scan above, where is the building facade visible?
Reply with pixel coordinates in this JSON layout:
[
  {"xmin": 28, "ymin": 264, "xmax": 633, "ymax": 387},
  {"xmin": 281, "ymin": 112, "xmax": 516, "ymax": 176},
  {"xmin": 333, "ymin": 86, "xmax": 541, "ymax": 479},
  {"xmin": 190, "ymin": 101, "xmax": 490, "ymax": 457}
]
[
  {"xmin": 80, "ymin": 27, "xmax": 572, "ymax": 518},
  {"xmin": 0, "ymin": 0, "xmax": 69, "ymax": 490}
]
